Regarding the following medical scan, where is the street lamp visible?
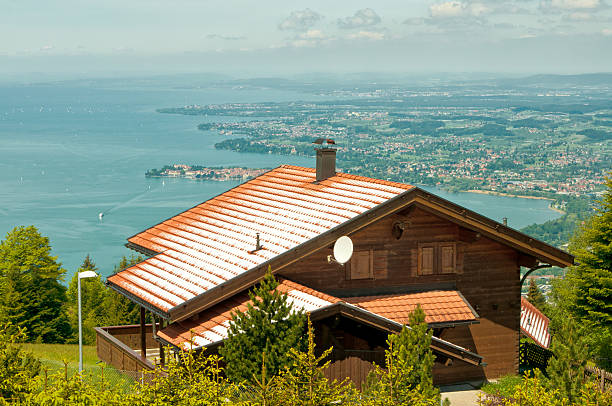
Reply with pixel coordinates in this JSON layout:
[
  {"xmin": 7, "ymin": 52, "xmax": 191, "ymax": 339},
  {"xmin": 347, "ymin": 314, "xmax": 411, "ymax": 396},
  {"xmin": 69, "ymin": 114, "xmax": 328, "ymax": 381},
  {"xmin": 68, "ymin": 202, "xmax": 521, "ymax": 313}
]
[{"xmin": 78, "ymin": 270, "xmax": 97, "ymax": 374}]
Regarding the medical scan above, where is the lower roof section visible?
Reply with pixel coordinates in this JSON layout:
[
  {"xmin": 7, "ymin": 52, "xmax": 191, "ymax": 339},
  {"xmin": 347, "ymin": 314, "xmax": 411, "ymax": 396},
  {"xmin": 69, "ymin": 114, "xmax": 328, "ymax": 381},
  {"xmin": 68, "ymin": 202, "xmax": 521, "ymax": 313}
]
[
  {"xmin": 520, "ymin": 297, "xmax": 551, "ymax": 348},
  {"xmin": 343, "ymin": 290, "xmax": 479, "ymax": 327},
  {"xmin": 156, "ymin": 280, "xmax": 482, "ymax": 366}
]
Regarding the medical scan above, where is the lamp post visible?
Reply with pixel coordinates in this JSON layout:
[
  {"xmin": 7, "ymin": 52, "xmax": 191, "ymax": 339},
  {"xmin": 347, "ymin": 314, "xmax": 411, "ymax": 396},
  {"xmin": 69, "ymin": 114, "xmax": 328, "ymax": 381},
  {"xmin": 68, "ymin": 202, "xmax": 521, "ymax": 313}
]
[{"xmin": 78, "ymin": 270, "xmax": 97, "ymax": 374}]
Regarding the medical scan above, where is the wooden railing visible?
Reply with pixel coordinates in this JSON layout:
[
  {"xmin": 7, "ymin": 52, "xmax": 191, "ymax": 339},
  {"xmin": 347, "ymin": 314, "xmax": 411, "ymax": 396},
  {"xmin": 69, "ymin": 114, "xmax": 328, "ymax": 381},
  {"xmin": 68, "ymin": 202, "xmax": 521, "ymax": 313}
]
[{"xmin": 95, "ymin": 325, "xmax": 156, "ymax": 373}]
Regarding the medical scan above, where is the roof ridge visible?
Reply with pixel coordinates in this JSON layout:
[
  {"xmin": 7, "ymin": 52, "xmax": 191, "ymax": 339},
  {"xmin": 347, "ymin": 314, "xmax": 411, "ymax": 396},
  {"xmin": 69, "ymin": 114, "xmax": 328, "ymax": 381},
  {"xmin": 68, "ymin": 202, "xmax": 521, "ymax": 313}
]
[{"xmin": 279, "ymin": 164, "xmax": 413, "ymax": 190}]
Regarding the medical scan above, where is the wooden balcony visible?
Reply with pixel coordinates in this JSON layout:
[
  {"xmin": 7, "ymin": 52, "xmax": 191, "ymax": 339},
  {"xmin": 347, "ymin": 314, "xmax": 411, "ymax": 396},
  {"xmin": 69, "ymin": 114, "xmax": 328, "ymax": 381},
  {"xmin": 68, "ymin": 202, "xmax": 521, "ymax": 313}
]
[{"xmin": 95, "ymin": 324, "xmax": 160, "ymax": 372}]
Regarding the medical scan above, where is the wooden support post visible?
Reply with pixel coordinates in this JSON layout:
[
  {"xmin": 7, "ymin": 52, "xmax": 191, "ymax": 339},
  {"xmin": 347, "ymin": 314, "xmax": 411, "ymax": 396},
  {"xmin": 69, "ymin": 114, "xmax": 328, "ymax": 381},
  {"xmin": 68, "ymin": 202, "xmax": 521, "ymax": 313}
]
[
  {"xmin": 140, "ymin": 306, "xmax": 147, "ymax": 360},
  {"xmin": 159, "ymin": 319, "xmax": 165, "ymax": 367}
]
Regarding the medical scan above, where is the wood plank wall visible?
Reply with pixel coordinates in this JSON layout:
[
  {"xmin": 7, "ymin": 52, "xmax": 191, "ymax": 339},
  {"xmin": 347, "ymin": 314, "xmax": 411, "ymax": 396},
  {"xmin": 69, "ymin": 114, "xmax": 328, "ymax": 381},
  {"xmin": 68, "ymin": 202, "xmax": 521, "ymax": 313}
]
[{"xmin": 280, "ymin": 207, "xmax": 521, "ymax": 384}]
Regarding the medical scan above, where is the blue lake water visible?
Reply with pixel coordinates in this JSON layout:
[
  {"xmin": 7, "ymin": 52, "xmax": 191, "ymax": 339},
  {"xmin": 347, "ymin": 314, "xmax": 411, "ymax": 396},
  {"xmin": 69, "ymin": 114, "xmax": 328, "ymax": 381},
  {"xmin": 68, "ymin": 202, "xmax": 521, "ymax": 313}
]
[{"xmin": 0, "ymin": 80, "xmax": 562, "ymax": 279}]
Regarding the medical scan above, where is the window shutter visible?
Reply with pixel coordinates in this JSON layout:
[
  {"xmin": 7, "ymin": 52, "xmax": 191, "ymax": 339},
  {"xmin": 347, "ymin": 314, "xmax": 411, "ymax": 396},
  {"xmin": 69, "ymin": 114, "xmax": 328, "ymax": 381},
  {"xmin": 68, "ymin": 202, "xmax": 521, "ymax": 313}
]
[
  {"xmin": 350, "ymin": 250, "xmax": 373, "ymax": 279},
  {"xmin": 440, "ymin": 244, "xmax": 456, "ymax": 273},
  {"xmin": 419, "ymin": 246, "xmax": 434, "ymax": 275}
]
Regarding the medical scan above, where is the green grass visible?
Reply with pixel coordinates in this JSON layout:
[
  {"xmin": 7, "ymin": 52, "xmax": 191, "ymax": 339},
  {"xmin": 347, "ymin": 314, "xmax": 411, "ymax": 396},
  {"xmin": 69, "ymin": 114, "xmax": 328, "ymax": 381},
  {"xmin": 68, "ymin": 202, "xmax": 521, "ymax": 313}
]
[
  {"xmin": 20, "ymin": 343, "xmax": 136, "ymax": 392},
  {"xmin": 21, "ymin": 343, "xmax": 99, "ymax": 370},
  {"xmin": 481, "ymin": 375, "xmax": 523, "ymax": 398}
]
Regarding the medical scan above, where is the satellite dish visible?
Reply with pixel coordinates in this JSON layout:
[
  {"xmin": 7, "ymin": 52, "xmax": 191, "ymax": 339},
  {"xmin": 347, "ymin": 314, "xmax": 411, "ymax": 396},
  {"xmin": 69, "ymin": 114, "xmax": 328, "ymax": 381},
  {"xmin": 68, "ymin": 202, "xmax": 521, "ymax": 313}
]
[{"xmin": 333, "ymin": 236, "xmax": 353, "ymax": 265}]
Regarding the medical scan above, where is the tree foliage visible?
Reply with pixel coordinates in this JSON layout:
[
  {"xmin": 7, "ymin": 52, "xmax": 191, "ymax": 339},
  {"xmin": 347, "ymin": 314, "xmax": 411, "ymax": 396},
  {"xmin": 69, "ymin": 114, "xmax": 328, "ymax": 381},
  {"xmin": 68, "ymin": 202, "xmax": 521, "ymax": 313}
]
[
  {"xmin": 65, "ymin": 255, "xmax": 143, "ymax": 345},
  {"xmin": 546, "ymin": 316, "xmax": 591, "ymax": 403},
  {"xmin": 364, "ymin": 305, "xmax": 440, "ymax": 405},
  {"xmin": 277, "ymin": 315, "xmax": 358, "ymax": 406},
  {"xmin": 479, "ymin": 370, "xmax": 612, "ymax": 406},
  {"xmin": 219, "ymin": 268, "xmax": 306, "ymax": 383},
  {"xmin": 0, "ymin": 226, "xmax": 70, "ymax": 343},
  {"xmin": 568, "ymin": 174, "xmax": 612, "ymax": 328},
  {"xmin": 0, "ymin": 324, "xmax": 41, "ymax": 404},
  {"xmin": 526, "ymin": 279, "xmax": 547, "ymax": 312}
]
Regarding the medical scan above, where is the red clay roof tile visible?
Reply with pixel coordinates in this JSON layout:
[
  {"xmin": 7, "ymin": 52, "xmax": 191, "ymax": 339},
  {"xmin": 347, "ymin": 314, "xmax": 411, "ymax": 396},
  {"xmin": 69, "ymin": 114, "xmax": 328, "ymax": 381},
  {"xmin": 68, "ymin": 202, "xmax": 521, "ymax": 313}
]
[
  {"xmin": 343, "ymin": 291, "xmax": 478, "ymax": 325},
  {"xmin": 158, "ymin": 284, "xmax": 478, "ymax": 351},
  {"xmin": 108, "ymin": 165, "xmax": 413, "ymax": 312}
]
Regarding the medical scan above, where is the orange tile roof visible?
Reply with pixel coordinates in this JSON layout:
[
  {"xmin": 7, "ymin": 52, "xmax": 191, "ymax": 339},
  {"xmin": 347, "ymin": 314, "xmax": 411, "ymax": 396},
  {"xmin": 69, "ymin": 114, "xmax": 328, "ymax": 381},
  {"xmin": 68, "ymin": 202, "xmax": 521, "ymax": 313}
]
[
  {"xmin": 157, "ymin": 278, "xmax": 341, "ymax": 350},
  {"xmin": 159, "ymin": 285, "xmax": 479, "ymax": 350},
  {"xmin": 108, "ymin": 165, "xmax": 413, "ymax": 313},
  {"xmin": 343, "ymin": 291, "xmax": 478, "ymax": 325},
  {"xmin": 521, "ymin": 297, "xmax": 551, "ymax": 348}
]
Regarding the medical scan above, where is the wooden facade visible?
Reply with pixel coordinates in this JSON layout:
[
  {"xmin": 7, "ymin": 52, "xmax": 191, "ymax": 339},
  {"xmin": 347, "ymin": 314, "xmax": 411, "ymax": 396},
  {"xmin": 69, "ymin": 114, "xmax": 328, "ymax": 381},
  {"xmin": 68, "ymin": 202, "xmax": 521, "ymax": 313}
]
[{"xmin": 280, "ymin": 207, "xmax": 520, "ymax": 382}]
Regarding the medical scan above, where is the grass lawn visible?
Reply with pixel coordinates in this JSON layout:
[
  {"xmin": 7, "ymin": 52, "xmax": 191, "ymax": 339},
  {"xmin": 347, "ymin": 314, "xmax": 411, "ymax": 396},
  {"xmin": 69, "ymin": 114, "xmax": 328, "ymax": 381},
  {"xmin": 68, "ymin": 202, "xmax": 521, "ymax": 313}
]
[
  {"xmin": 21, "ymin": 343, "xmax": 99, "ymax": 371},
  {"xmin": 20, "ymin": 343, "xmax": 136, "ymax": 391}
]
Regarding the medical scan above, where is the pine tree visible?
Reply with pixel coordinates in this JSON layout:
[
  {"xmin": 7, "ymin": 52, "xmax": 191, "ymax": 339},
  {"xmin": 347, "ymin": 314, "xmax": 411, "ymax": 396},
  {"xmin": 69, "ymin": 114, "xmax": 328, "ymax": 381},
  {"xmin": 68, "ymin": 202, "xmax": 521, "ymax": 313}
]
[
  {"xmin": 567, "ymin": 174, "xmax": 612, "ymax": 328},
  {"xmin": 562, "ymin": 173, "xmax": 612, "ymax": 369},
  {"xmin": 219, "ymin": 267, "xmax": 306, "ymax": 383},
  {"xmin": 366, "ymin": 305, "xmax": 440, "ymax": 405},
  {"xmin": 546, "ymin": 315, "xmax": 591, "ymax": 403},
  {"xmin": 526, "ymin": 279, "xmax": 547, "ymax": 311},
  {"xmin": 0, "ymin": 226, "xmax": 71, "ymax": 343},
  {"xmin": 279, "ymin": 314, "xmax": 358, "ymax": 406}
]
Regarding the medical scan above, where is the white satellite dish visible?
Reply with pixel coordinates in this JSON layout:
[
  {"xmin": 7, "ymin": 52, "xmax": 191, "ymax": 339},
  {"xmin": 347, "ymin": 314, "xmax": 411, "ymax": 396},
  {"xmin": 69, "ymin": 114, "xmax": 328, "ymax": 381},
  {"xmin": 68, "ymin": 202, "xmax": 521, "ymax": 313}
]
[{"xmin": 333, "ymin": 236, "xmax": 354, "ymax": 265}]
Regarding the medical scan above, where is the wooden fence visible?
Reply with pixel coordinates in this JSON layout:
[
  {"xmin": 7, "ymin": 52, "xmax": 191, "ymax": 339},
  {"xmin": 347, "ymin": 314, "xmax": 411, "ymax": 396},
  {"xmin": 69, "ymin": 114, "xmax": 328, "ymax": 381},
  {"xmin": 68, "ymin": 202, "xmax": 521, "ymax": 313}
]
[
  {"xmin": 95, "ymin": 325, "xmax": 156, "ymax": 373},
  {"xmin": 586, "ymin": 366, "xmax": 612, "ymax": 392}
]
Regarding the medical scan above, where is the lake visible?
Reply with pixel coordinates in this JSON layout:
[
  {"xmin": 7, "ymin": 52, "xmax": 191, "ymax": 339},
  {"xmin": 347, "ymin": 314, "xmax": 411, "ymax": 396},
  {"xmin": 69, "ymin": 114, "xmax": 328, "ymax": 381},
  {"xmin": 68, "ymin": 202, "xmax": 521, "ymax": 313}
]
[{"xmin": 0, "ymin": 79, "xmax": 562, "ymax": 279}]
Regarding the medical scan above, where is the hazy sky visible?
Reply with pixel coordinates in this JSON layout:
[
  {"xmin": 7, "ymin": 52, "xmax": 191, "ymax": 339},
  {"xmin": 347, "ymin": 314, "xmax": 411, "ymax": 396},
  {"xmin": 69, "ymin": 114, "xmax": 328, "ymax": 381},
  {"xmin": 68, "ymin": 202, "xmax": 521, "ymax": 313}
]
[{"xmin": 2, "ymin": 0, "xmax": 612, "ymax": 76}]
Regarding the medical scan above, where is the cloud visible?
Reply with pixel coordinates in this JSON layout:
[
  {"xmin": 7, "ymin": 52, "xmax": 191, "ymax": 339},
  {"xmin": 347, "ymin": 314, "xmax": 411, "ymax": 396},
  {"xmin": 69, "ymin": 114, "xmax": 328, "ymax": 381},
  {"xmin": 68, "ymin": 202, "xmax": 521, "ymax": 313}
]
[
  {"xmin": 206, "ymin": 34, "xmax": 246, "ymax": 41},
  {"xmin": 540, "ymin": 0, "xmax": 604, "ymax": 11},
  {"xmin": 430, "ymin": 1, "xmax": 467, "ymax": 18},
  {"xmin": 337, "ymin": 8, "xmax": 381, "ymax": 29},
  {"xmin": 429, "ymin": 1, "xmax": 492, "ymax": 19},
  {"xmin": 551, "ymin": 0, "xmax": 601, "ymax": 8},
  {"xmin": 347, "ymin": 31, "xmax": 385, "ymax": 40},
  {"xmin": 300, "ymin": 30, "xmax": 326, "ymax": 39},
  {"xmin": 279, "ymin": 9, "xmax": 323, "ymax": 31},
  {"xmin": 290, "ymin": 29, "xmax": 332, "ymax": 48}
]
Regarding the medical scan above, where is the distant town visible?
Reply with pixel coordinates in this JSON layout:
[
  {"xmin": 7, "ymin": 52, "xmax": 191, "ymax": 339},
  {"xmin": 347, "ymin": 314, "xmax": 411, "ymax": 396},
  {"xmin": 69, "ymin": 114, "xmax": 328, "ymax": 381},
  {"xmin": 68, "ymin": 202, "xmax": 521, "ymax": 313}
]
[
  {"xmin": 160, "ymin": 84, "xmax": 610, "ymax": 199},
  {"xmin": 146, "ymin": 165, "xmax": 269, "ymax": 181}
]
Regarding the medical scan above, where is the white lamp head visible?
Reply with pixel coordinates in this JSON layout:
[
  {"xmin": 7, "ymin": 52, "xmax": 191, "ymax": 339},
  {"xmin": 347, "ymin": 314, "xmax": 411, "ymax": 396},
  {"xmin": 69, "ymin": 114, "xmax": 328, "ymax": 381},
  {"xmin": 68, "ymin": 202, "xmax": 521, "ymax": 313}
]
[{"xmin": 78, "ymin": 270, "xmax": 98, "ymax": 279}]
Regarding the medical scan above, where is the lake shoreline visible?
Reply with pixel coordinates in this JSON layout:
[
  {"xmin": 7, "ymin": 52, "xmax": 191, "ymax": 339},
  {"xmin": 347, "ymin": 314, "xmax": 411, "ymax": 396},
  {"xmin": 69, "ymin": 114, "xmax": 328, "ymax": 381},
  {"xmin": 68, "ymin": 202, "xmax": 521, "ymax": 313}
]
[{"xmin": 465, "ymin": 189, "xmax": 566, "ymax": 215}]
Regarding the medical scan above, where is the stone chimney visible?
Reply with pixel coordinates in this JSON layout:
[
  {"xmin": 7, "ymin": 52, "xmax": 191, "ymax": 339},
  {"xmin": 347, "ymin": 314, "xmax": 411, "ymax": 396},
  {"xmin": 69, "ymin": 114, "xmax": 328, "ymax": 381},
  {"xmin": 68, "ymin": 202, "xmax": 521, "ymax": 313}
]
[{"xmin": 315, "ymin": 147, "xmax": 336, "ymax": 182}]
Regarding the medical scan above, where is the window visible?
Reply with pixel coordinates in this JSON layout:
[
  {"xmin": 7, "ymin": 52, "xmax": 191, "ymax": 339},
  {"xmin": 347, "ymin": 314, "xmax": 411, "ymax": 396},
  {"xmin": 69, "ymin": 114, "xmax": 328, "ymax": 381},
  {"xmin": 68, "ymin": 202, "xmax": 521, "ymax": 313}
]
[
  {"xmin": 349, "ymin": 249, "xmax": 373, "ymax": 280},
  {"xmin": 419, "ymin": 245, "xmax": 434, "ymax": 275},
  {"xmin": 418, "ymin": 243, "xmax": 457, "ymax": 275}
]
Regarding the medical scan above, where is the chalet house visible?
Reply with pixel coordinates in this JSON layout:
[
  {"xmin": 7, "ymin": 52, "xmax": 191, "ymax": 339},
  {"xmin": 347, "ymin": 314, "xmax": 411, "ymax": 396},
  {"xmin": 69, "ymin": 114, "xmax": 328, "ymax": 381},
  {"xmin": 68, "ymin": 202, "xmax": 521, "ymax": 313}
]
[{"xmin": 96, "ymin": 147, "xmax": 573, "ymax": 387}]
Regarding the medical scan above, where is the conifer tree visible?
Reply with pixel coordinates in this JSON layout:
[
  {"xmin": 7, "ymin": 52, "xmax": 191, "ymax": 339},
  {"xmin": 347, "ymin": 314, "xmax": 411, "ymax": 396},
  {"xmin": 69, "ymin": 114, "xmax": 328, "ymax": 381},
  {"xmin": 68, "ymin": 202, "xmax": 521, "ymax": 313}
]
[
  {"xmin": 366, "ymin": 305, "xmax": 440, "ymax": 405},
  {"xmin": 219, "ymin": 267, "xmax": 306, "ymax": 383},
  {"xmin": 279, "ymin": 314, "xmax": 358, "ymax": 406},
  {"xmin": 568, "ymin": 174, "xmax": 612, "ymax": 328},
  {"xmin": 0, "ymin": 226, "xmax": 71, "ymax": 343},
  {"xmin": 526, "ymin": 279, "xmax": 547, "ymax": 311},
  {"xmin": 546, "ymin": 315, "xmax": 590, "ymax": 403},
  {"xmin": 563, "ymin": 173, "xmax": 612, "ymax": 369}
]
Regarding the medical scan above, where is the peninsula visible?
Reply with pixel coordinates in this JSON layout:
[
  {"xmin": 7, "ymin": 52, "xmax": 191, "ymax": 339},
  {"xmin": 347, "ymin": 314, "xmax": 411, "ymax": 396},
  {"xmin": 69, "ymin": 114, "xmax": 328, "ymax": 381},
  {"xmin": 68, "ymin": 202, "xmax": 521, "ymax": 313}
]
[{"xmin": 146, "ymin": 165, "xmax": 269, "ymax": 181}]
